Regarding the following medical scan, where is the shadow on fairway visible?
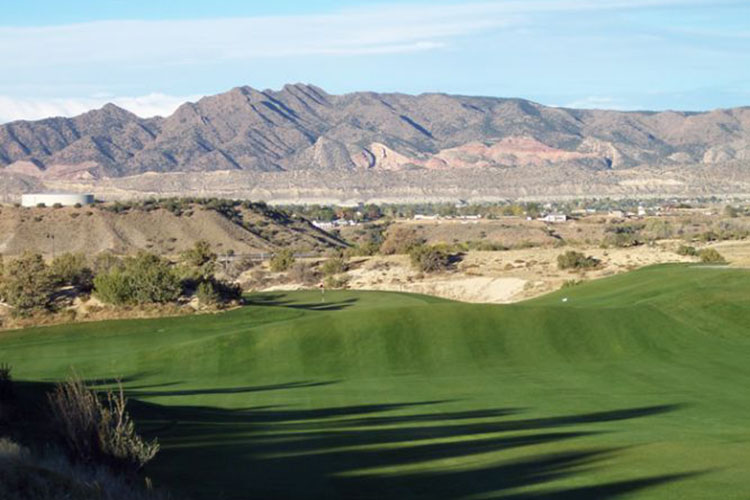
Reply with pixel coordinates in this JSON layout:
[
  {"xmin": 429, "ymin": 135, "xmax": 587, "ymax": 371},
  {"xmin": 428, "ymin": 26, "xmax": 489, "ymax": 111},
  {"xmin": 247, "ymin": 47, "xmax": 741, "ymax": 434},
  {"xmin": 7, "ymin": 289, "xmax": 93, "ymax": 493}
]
[
  {"xmin": 246, "ymin": 293, "xmax": 358, "ymax": 311},
  {"xmin": 124, "ymin": 380, "xmax": 340, "ymax": 398},
  {"xmin": 122, "ymin": 394, "xmax": 697, "ymax": 500}
]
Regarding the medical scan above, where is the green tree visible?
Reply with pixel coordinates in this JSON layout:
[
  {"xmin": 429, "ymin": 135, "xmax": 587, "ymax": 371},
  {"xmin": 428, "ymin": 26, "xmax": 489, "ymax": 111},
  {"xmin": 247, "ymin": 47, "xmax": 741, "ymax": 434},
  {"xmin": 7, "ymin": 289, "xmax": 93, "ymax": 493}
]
[{"xmin": 94, "ymin": 252, "xmax": 181, "ymax": 305}]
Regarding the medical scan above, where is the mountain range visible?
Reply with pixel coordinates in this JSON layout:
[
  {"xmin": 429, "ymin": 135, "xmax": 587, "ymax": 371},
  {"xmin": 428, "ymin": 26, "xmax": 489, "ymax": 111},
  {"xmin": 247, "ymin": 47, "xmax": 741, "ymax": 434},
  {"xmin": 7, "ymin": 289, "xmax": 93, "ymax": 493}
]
[
  {"xmin": 1, "ymin": 84, "xmax": 750, "ymax": 201},
  {"xmin": 2, "ymin": 84, "xmax": 750, "ymax": 180}
]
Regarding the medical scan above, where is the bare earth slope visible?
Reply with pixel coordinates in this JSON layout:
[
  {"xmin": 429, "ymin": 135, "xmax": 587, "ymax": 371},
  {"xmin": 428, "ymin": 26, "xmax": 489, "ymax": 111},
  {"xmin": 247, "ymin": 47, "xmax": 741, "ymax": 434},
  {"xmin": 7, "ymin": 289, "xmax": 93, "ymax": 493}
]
[
  {"xmin": 0, "ymin": 203, "xmax": 344, "ymax": 256},
  {"xmin": 1, "ymin": 84, "xmax": 750, "ymax": 200}
]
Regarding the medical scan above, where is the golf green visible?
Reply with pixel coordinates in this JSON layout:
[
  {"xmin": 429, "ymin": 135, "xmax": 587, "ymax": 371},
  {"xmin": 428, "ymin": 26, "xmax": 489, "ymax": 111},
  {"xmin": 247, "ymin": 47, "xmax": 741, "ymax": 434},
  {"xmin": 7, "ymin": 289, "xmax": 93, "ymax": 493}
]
[{"xmin": 2, "ymin": 264, "xmax": 749, "ymax": 499}]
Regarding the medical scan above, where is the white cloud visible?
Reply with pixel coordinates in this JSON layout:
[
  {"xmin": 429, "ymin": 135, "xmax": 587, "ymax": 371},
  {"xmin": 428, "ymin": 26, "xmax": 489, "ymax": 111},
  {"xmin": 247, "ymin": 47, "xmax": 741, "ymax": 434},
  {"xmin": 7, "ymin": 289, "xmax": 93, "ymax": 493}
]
[
  {"xmin": 562, "ymin": 96, "xmax": 640, "ymax": 110},
  {"xmin": 0, "ymin": 0, "xmax": 726, "ymax": 69},
  {"xmin": 0, "ymin": 93, "xmax": 197, "ymax": 123}
]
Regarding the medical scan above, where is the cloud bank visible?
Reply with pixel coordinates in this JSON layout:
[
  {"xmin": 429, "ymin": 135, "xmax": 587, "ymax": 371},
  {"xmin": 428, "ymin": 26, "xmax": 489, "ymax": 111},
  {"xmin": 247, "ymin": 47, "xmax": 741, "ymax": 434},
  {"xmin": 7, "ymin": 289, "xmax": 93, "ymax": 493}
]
[{"xmin": 0, "ymin": 94, "xmax": 196, "ymax": 123}]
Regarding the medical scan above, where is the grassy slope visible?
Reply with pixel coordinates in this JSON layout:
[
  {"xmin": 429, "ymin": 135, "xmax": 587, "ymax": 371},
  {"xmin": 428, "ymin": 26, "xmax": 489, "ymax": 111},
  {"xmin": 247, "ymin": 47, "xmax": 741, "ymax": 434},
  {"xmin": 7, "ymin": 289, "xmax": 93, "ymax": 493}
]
[{"xmin": 2, "ymin": 265, "xmax": 750, "ymax": 499}]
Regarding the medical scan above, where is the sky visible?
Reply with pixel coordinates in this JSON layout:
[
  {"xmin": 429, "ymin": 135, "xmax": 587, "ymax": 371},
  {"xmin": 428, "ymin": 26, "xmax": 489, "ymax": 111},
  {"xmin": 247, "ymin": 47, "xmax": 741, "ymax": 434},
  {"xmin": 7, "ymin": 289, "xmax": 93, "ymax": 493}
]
[{"xmin": 1, "ymin": 0, "xmax": 749, "ymax": 122}]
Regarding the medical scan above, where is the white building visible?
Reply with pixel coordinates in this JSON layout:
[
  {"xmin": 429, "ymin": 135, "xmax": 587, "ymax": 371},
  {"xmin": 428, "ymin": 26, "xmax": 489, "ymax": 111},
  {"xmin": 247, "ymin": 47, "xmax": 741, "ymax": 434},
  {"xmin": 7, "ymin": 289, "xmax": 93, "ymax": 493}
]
[
  {"xmin": 21, "ymin": 193, "xmax": 94, "ymax": 208},
  {"xmin": 539, "ymin": 214, "xmax": 567, "ymax": 223}
]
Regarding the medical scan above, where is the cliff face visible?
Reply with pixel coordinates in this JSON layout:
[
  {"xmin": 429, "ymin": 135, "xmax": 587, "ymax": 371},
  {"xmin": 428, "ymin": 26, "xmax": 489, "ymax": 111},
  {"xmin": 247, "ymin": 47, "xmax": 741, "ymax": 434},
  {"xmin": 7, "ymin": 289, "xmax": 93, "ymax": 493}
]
[{"xmin": 1, "ymin": 84, "xmax": 749, "ymax": 182}]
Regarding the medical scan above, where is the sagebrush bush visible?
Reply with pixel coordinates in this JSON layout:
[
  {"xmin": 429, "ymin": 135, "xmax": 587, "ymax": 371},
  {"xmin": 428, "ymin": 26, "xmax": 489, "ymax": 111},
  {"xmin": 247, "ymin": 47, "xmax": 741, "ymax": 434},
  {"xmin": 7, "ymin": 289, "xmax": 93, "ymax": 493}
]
[
  {"xmin": 557, "ymin": 251, "xmax": 600, "ymax": 270},
  {"xmin": 698, "ymin": 248, "xmax": 726, "ymax": 264},
  {"xmin": 47, "ymin": 376, "xmax": 159, "ymax": 474},
  {"xmin": 409, "ymin": 244, "xmax": 452, "ymax": 273},
  {"xmin": 323, "ymin": 274, "xmax": 349, "ymax": 289},
  {"xmin": 676, "ymin": 245, "xmax": 698, "ymax": 257}
]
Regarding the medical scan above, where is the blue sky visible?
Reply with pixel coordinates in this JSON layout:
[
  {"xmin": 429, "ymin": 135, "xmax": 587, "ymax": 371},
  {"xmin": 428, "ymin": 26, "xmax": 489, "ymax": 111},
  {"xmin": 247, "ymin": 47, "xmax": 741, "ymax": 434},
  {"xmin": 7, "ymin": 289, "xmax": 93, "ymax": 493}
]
[{"xmin": 1, "ymin": 0, "xmax": 749, "ymax": 122}]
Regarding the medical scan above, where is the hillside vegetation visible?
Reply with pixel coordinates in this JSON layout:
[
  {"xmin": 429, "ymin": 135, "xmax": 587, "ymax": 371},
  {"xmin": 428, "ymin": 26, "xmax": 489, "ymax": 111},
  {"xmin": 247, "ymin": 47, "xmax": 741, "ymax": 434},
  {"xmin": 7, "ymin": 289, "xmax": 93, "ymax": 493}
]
[{"xmin": 1, "ymin": 265, "xmax": 750, "ymax": 499}]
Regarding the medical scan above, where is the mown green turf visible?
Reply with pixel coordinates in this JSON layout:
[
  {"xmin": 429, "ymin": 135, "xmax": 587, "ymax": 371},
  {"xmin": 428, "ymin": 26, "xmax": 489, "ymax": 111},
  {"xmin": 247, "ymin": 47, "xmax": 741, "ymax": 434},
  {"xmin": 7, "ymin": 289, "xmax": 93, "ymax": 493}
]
[{"xmin": 2, "ymin": 265, "xmax": 750, "ymax": 499}]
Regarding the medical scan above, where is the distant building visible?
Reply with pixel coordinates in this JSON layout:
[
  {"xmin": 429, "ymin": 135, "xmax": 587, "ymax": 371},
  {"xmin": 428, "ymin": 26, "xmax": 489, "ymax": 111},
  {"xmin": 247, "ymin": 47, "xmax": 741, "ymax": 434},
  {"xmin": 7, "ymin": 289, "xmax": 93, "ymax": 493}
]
[
  {"xmin": 539, "ymin": 214, "xmax": 567, "ymax": 223},
  {"xmin": 21, "ymin": 193, "xmax": 94, "ymax": 207},
  {"xmin": 414, "ymin": 214, "xmax": 439, "ymax": 221}
]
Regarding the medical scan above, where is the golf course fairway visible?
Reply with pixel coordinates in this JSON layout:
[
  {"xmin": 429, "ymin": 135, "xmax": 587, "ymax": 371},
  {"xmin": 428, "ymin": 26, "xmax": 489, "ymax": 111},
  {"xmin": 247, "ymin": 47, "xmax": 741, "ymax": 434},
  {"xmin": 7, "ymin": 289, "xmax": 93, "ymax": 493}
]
[{"xmin": 1, "ymin": 264, "xmax": 749, "ymax": 499}]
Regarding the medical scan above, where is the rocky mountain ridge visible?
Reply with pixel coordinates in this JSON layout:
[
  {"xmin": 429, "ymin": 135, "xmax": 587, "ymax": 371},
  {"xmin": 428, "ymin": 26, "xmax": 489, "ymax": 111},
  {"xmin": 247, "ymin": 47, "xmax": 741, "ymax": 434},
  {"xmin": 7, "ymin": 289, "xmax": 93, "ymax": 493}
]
[{"xmin": 2, "ymin": 84, "xmax": 750, "ymax": 183}]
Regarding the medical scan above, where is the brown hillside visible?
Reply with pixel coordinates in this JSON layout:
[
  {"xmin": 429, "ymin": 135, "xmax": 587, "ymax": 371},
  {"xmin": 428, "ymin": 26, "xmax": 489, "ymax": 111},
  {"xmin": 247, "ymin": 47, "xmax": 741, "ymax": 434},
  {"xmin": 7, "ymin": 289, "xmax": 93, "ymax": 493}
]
[{"xmin": 0, "ymin": 202, "xmax": 344, "ymax": 257}]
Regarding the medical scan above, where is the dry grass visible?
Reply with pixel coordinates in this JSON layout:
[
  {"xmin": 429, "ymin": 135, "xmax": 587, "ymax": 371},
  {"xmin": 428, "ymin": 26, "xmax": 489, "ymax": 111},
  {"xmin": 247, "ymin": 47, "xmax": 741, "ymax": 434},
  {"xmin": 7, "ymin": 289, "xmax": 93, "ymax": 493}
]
[
  {"xmin": 47, "ymin": 376, "xmax": 159, "ymax": 474},
  {"xmin": 0, "ymin": 437, "xmax": 171, "ymax": 500}
]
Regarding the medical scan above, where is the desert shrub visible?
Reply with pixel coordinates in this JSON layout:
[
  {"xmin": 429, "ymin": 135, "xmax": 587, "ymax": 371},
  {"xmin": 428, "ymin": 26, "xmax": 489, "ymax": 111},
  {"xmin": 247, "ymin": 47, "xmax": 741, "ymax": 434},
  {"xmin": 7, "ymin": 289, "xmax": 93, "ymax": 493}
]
[
  {"xmin": 52, "ymin": 203, "xmax": 63, "ymax": 209},
  {"xmin": 409, "ymin": 244, "xmax": 452, "ymax": 272},
  {"xmin": 698, "ymin": 248, "xmax": 726, "ymax": 264},
  {"xmin": 380, "ymin": 227, "xmax": 424, "ymax": 255},
  {"xmin": 0, "ymin": 252, "xmax": 55, "ymax": 316},
  {"xmin": 225, "ymin": 255, "xmax": 256, "ymax": 280},
  {"xmin": 0, "ymin": 363, "xmax": 12, "ymax": 400},
  {"xmin": 179, "ymin": 240, "xmax": 217, "ymax": 282},
  {"xmin": 321, "ymin": 257, "xmax": 347, "ymax": 276},
  {"xmin": 323, "ymin": 274, "xmax": 349, "ymax": 289},
  {"xmin": 643, "ymin": 219, "xmax": 674, "ymax": 240},
  {"xmin": 92, "ymin": 252, "xmax": 122, "ymax": 275},
  {"xmin": 196, "ymin": 279, "xmax": 242, "ymax": 306},
  {"xmin": 50, "ymin": 253, "xmax": 94, "ymax": 291},
  {"xmin": 345, "ymin": 241, "xmax": 381, "ymax": 257},
  {"xmin": 602, "ymin": 225, "xmax": 642, "ymax": 247},
  {"xmin": 195, "ymin": 281, "xmax": 220, "ymax": 305},
  {"xmin": 557, "ymin": 250, "xmax": 600, "ymax": 270},
  {"xmin": 0, "ymin": 437, "xmax": 170, "ymax": 500},
  {"xmin": 561, "ymin": 279, "xmax": 583, "ymax": 289},
  {"xmin": 724, "ymin": 205, "xmax": 739, "ymax": 218},
  {"xmin": 676, "ymin": 245, "xmax": 698, "ymax": 257},
  {"xmin": 94, "ymin": 253, "xmax": 181, "ymax": 305},
  {"xmin": 288, "ymin": 262, "xmax": 318, "ymax": 285},
  {"xmin": 269, "ymin": 249, "xmax": 296, "ymax": 272},
  {"xmin": 699, "ymin": 231, "xmax": 719, "ymax": 242},
  {"xmin": 36, "ymin": 202, "xmax": 46, "ymax": 208},
  {"xmin": 47, "ymin": 376, "xmax": 159, "ymax": 474}
]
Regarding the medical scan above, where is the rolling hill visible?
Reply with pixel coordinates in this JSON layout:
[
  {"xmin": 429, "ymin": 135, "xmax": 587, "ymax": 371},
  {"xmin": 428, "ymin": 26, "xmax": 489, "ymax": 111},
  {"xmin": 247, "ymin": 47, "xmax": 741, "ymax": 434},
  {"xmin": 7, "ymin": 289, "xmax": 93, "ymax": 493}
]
[{"xmin": 2, "ymin": 264, "xmax": 750, "ymax": 498}]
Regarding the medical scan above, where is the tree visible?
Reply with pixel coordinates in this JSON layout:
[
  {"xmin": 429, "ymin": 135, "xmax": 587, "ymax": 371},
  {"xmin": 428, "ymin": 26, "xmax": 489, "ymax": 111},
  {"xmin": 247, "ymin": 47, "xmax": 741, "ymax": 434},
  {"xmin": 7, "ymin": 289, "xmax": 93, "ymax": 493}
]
[
  {"xmin": 94, "ymin": 252, "xmax": 181, "ymax": 305},
  {"xmin": 0, "ymin": 252, "xmax": 55, "ymax": 315}
]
